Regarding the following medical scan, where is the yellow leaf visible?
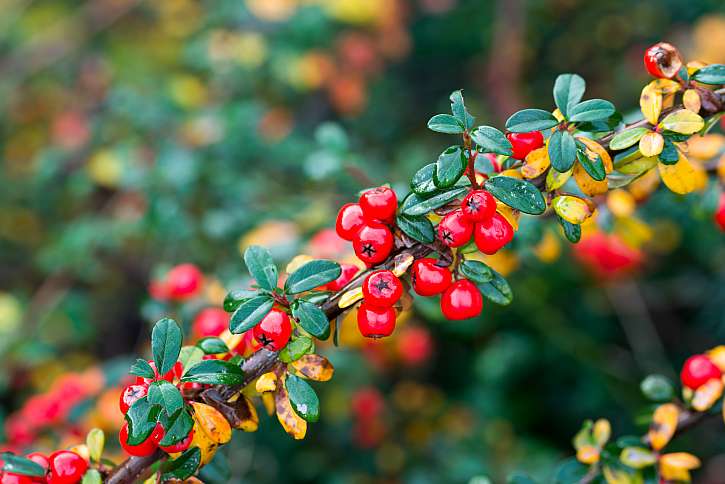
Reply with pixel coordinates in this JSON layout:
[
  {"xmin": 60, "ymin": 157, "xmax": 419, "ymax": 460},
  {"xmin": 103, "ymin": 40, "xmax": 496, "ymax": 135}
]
[
  {"xmin": 546, "ymin": 167, "xmax": 572, "ymax": 191},
  {"xmin": 607, "ymin": 189, "xmax": 636, "ymax": 218},
  {"xmin": 262, "ymin": 392, "xmax": 276, "ymax": 416},
  {"xmin": 640, "ymin": 83, "xmax": 662, "ymax": 124},
  {"xmin": 719, "ymin": 153, "xmax": 725, "ymax": 184},
  {"xmin": 577, "ymin": 137, "xmax": 613, "ymax": 173},
  {"xmin": 661, "ymin": 109, "xmax": 705, "ymax": 135},
  {"xmin": 552, "ymin": 195, "xmax": 595, "ymax": 224},
  {"xmin": 648, "ymin": 78, "xmax": 681, "ymax": 95},
  {"xmin": 187, "ymin": 421, "xmax": 218, "ymax": 465},
  {"xmin": 191, "ymin": 402, "xmax": 232, "ymax": 445},
  {"xmin": 522, "ymin": 147, "xmax": 550, "ymax": 179},
  {"xmin": 648, "ymin": 403, "xmax": 679, "ymax": 451},
  {"xmin": 275, "ymin": 376, "xmax": 307, "ymax": 439},
  {"xmin": 291, "ymin": 354, "xmax": 335, "ymax": 381},
  {"xmin": 553, "ymin": 108, "xmax": 565, "ymax": 122},
  {"xmin": 615, "ymin": 155, "xmax": 658, "ymax": 176},
  {"xmin": 687, "ymin": 133, "xmax": 725, "ymax": 160},
  {"xmin": 660, "ymin": 452, "xmax": 701, "ymax": 470},
  {"xmin": 500, "ymin": 169, "xmax": 523, "ymax": 179},
  {"xmin": 338, "ymin": 286, "xmax": 363, "ymax": 309},
  {"xmin": 68, "ymin": 445, "xmax": 89, "ymax": 463},
  {"xmin": 706, "ymin": 345, "xmax": 725, "ymax": 372},
  {"xmin": 495, "ymin": 203, "xmax": 520, "ymax": 231},
  {"xmin": 532, "ymin": 230, "xmax": 561, "ymax": 263},
  {"xmin": 86, "ymin": 428, "xmax": 105, "ymax": 463},
  {"xmin": 683, "ymin": 89, "xmax": 701, "ymax": 113},
  {"xmin": 603, "ymin": 466, "xmax": 642, "ymax": 484},
  {"xmin": 592, "ymin": 419, "xmax": 611, "ymax": 447},
  {"xmin": 691, "ymin": 377, "xmax": 723, "ymax": 412},
  {"xmin": 573, "ymin": 161, "xmax": 608, "ymax": 196},
  {"xmin": 639, "ymin": 132, "xmax": 664, "ymax": 157},
  {"xmin": 628, "ymin": 170, "xmax": 660, "ymax": 201},
  {"xmin": 576, "ymin": 445, "xmax": 600, "ymax": 465},
  {"xmin": 658, "ymin": 152, "xmax": 702, "ymax": 195},
  {"xmin": 614, "ymin": 216, "xmax": 652, "ymax": 248},
  {"xmin": 231, "ymin": 395, "xmax": 259, "ymax": 432},
  {"xmin": 255, "ymin": 372, "xmax": 278, "ymax": 393},
  {"xmin": 391, "ymin": 252, "xmax": 414, "ymax": 277},
  {"xmin": 662, "ymin": 92, "xmax": 676, "ymax": 109}
]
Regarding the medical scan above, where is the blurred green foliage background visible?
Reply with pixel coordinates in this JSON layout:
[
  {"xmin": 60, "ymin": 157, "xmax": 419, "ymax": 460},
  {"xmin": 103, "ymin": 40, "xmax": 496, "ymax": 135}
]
[{"xmin": 1, "ymin": 0, "xmax": 724, "ymax": 482}]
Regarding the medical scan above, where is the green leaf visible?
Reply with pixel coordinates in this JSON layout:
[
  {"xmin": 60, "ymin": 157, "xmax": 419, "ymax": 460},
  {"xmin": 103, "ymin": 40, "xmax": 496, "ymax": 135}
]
[
  {"xmin": 86, "ymin": 428, "xmax": 105, "ymax": 463},
  {"xmin": 609, "ymin": 127, "xmax": 649, "ymax": 150},
  {"xmin": 484, "ymin": 176, "xmax": 546, "ymax": 215},
  {"xmin": 568, "ymin": 99, "xmax": 615, "ymax": 122},
  {"xmin": 1, "ymin": 453, "xmax": 46, "ymax": 477},
  {"xmin": 478, "ymin": 269, "xmax": 512, "ymax": 305},
  {"xmin": 285, "ymin": 375, "xmax": 320, "ymax": 423},
  {"xmin": 396, "ymin": 214, "xmax": 435, "ymax": 244},
  {"xmin": 229, "ymin": 295, "xmax": 273, "ymax": 334},
  {"xmin": 434, "ymin": 146, "xmax": 467, "ymax": 188},
  {"xmin": 159, "ymin": 408, "xmax": 194, "ymax": 446},
  {"xmin": 285, "ymin": 260, "xmax": 341, "ymax": 294},
  {"xmin": 691, "ymin": 64, "xmax": 725, "ymax": 85},
  {"xmin": 548, "ymin": 130, "xmax": 577, "ymax": 172},
  {"xmin": 576, "ymin": 150, "xmax": 606, "ymax": 181},
  {"xmin": 178, "ymin": 346, "xmax": 204, "ymax": 375},
  {"xmin": 553, "ymin": 458, "xmax": 589, "ymax": 484},
  {"xmin": 82, "ymin": 469, "xmax": 102, "ymax": 484},
  {"xmin": 162, "ymin": 447, "xmax": 201, "ymax": 481},
  {"xmin": 449, "ymin": 90, "xmax": 474, "ymax": 129},
  {"xmin": 129, "ymin": 358, "xmax": 155, "ymax": 379},
  {"xmin": 147, "ymin": 380, "xmax": 185, "ymax": 416},
  {"xmin": 125, "ymin": 397, "xmax": 161, "ymax": 446},
  {"xmin": 292, "ymin": 300, "xmax": 330, "ymax": 340},
  {"xmin": 279, "ymin": 336, "xmax": 314, "ymax": 363},
  {"xmin": 459, "ymin": 260, "xmax": 493, "ymax": 284},
  {"xmin": 223, "ymin": 289, "xmax": 253, "ymax": 313},
  {"xmin": 553, "ymin": 73, "xmax": 586, "ymax": 118},
  {"xmin": 401, "ymin": 186, "xmax": 468, "ymax": 216},
  {"xmin": 181, "ymin": 359, "xmax": 244, "ymax": 385},
  {"xmin": 507, "ymin": 472, "xmax": 538, "ymax": 484},
  {"xmin": 558, "ymin": 217, "xmax": 581, "ymax": 243},
  {"xmin": 410, "ymin": 163, "xmax": 437, "ymax": 196},
  {"xmin": 243, "ymin": 246, "xmax": 278, "ymax": 291},
  {"xmin": 197, "ymin": 337, "xmax": 230, "ymax": 355},
  {"xmin": 658, "ymin": 138, "xmax": 679, "ymax": 165},
  {"xmin": 427, "ymin": 114, "xmax": 464, "ymax": 134},
  {"xmin": 640, "ymin": 374, "xmax": 675, "ymax": 402},
  {"xmin": 152, "ymin": 318, "xmax": 183, "ymax": 376},
  {"xmin": 505, "ymin": 109, "xmax": 559, "ymax": 133},
  {"xmin": 471, "ymin": 126, "xmax": 512, "ymax": 156}
]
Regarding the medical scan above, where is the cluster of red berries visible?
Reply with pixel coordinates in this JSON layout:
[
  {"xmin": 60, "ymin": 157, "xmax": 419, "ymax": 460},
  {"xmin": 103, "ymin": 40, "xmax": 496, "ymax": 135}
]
[
  {"xmin": 437, "ymin": 189, "xmax": 513, "ymax": 255},
  {"xmin": 680, "ymin": 354, "xmax": 723, "ymax": 390},
  {"xmin": 643, "ymin": 42, "xmax": 683, "ymax": 79},
  {"xmin": 412, "ymin": 258, "xmax": 483, "ymax": 320},
  {"xmin": 357, "ymin": 270, "xmax": 403, "ymax": 338},
  {"xmin": 118, "ymin": 361, "xmax": 194, "ymax": 457},
  {"xmin": 149, "ymin": 263, "xmax": 204, "ymax": 301},
  {"xmin": 0, "ymin": 451, "xmax": 88, "ymax": 484},
  {"xmin": 336, "ymin": 186, "xmax": 397, "ymax": 265}
]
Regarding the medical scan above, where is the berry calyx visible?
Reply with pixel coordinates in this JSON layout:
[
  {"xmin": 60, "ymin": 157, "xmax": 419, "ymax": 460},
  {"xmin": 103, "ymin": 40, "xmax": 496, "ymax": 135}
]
[
  {"xmin": 119, "ymin": 384, "xmax": 149, "ymax": 414},
  {"xmin": 47, "ymin": 450, "xmax": 88, "ymax": 484},
  {"xmin": 506, "ymin": 131, "xmax": 544, "ymax": 160},
  {"xmin": 474, "ymin": 212, "xmax": 514, "ymax": 255},
  {"xmin": 437, "ymin": 210, "xmax": 474, "ymax": 248},
  {"xmin": 362, "ymin": 270, "xmax": 403, "ymax": 307},
  {"xmin": 159, "ymin": 428, "xmax": 194, "ymax": 453},
  {"xmin": 165, "ymin": 263, "xmax": 203, "ymax": 300},
  {"xmin": 353, "ymin": 222, "xmax": 394, "ymax": 265},
  {"xmin": 461, "ymin": 190, "xmax": 496, "ymax": 223},
  {"xmin": 411, "ymin": 258, "xmax": 452, "ymax": 296},
  {"xmin": 119, "ymin": 422, "xmax": 164, "ymax": 457},
  {"xmin": 680, "ymin": 354, "xmax": 722, "ymax": 390},
  {"xmin": 336, "ymin": 203, "xmax": 366, "ymax": 241},
  {"xmin": 359, "ymin": 186, "xmax": 397, "ymax": 221},
  {"xmin": 192, "ymin": 307, "xmax": 230, "ymax": 338},
  {"xmin": 643, "ymin": 42, "xmax": 683, "ymax": 79},
  {"xmin": 252, "ymin": 308, "xmax": 292, "ymax": 351},
  {"xmin": 357, "ymin": 302, "xmax": 396, "ymax": 338},
  {"xmin": 440, "ymin": 279, "xmax": 483, "ymax": 320},
  {"xmin": 326, "ymin": 263, "xmax": 360, "ymax": 291},
  {"xmin": 714, "ymin": 193, "xmax": 725, "ymax": 231}
]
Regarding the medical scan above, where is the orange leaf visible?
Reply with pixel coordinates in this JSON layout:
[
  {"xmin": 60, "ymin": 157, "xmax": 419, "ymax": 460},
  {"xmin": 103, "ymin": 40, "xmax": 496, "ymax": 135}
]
[
  {"xmin": 576, "ymin": 137, "xmax": 613, "ymax": 173},
  {"xmin": 231, "ymin": 394, "xmax": 259, "ymax": 432},
  {"xmin": 576, "ymin": 445, "xmax": 600, "ymax": 465},
  {"xmin": 640, "ymin": 83, "xmax": 663, "ymax": 125},
  {"xmin": 658, "ymin": 153, "xmax": 702, "ymax": 195},
  {"xmin": 191, "ymin": 401, "xmax": 232, "ymax": 445},
  {"xmin": 691, "ymin": 378, "xmax": 723, "ymax": 412},
  {"xmin": 255, "ymin": 372, "xmax": 278, "ymax": 393},
  {"xmin": 573, "ymin": 161, "xmax": 608, "ymax": 196},
  {"xmin": 291, "ymin": 354, "xmax": 335, "ymax": 381},
  {"xmin": 552, "ymin": 195, "xmax": 595, "ymax": 224},
  {"xmin": 522, "ymin": 147, "xmax": 550, "ymax": 179},
  {"xmin": 607, "ymin": 189, "xmax": 635, "ymax": 218},
  {"xmin": 275, "ymin": 376, "xmax": 307, "ymax": 439},
  {"xmin": 648, "ymin": 403, "xmax": 679, "ymax": 451}
]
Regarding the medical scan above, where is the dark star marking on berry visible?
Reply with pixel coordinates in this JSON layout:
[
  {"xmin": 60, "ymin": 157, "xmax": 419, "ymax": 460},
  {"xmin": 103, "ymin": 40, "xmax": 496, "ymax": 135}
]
[
  {"xmin": 373, "ymin": 278, "xmax": 391, "ymax": 294},
  {"xmin": 257, "ymin": 334, "xmax": 273, "ymax": 347},
  {"xmin": 361, "ymin": 243, "xmax": 376, "ymax": 257},
  {"xmin": 441, "ymin": 229, "xmax": 454, "ymax": 244},
  {"xmin": 466, "ymin": 196, "xmax": 480, "ymax": 213}
]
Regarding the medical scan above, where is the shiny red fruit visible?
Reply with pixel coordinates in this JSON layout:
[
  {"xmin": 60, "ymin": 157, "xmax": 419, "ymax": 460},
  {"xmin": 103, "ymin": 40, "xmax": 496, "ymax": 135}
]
[
  {"xmin": 353, "ymin": 222, "xmax": 394, "ymax": 265},
  {"xmin": 1, "ymin": 474, "xmax": 33, "ymax": 484},
  {"xmin": 506, "ymin": 131, "xmax": 544, "ymax": 160},
  {"xmin": 336, "ymin": 203, "xmax": 366, "ymax": 241},
  {"xmin": 119, "ymin": 384, "xmax": 149, "ymax": 414},
  {"xmin": 166, "ymin": 263, "xmax": 203, "ymax": 300},
  {"xmin": 357, "ymin": 302, "xmax": 396, "ymax": 338},
  {"xmin": 461, "ymin": 190, "xmax": 496, "ymax": 223},
  {"xmin": 715, "ymin": 193, "xmax": 725, "ymax": 231},
  {"xmin": 119, "ymin": 422, "xmax": 164, "ymax": 457},
  {"xmin": 440, "ymin": 279, "xmax": 483, "ymax": 320},
  {"xmin": 643, "ymin": 42, "xmax": 682, "ymax": 79},
  {"xmin": 252, "ymin": 308, "xmax": 292, "ymax": 351},
  {"xmin": 362, "ymin": 270, "xmax": 403, "ymax": 307},
  {"xmin": 159, "ymin": 428, "xmax": 194, "ymax": 453},
  {"xmin": 474, "ymin": 212, "xmax": 514, "ymax": 255},
  {"xmin": 437, "ymin": 210, "xmax": 473, "ymax": 247},
  {"xmin": 411, "ymin": 258, "xmax": 452, "ymax": 296},
  {"xmin": 681, "ymin": 354, "xmax": 722, "ymax": 390},
  {"xmin": 326, "ymin": 263, "xmax": 360, "ymax": 291},
  {"xmin": 192, "ymin": 307, "xmax": 230, "ymax": 338},
  {"xmin": 26, "ymin": 453, "xmax": 49, "ymax": 474},
  {"xmin": 359, "ymin": 186, "xmax": 397, "ymax": 221},
  {"xmin": 47, "ymin": 451, "xmax": 88, "ymax": 484}
]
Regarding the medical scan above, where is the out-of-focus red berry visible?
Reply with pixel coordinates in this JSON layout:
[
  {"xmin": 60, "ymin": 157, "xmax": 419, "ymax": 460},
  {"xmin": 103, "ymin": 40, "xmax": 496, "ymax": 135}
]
[
  {"xmin": 351, "ymin": 387, "xmax": 384, "ymax": 420},
  {"xmin": 573, "ymin": 233, "xmax": 643, "ymax": 279},
  {"xmin": 192, "ymin": 308, "xmax": 230, "ymax": 338},
  {"xmin": 26, "ymin": 453, "xmax": 49, "ymax": 474},
  {"xmin": 47, "ymin": 451, "xmax": 88, "ymax": 484},
  {"xmin": 397, "ymin": 327, "xmax": 434, "ymax": 366},
  {"xmin": 165, "ymin": 263, "xmax": 204, "ymax": 300},
  {"xmin": 681, "ymin": 354, "xmax": 722, "ymax": 390},
  {"xmin": 714, "ymin": 193, "xmax": 725, "ymax": 231},
  {"xmin": 440, "ymin": 279, "xmax": 483, "ymax": 320}
]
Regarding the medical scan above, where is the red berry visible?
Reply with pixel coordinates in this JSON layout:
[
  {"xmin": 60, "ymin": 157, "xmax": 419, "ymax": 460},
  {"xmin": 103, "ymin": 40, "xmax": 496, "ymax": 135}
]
[
  {"xmin": 335, "ymin": 203, "xmax": 366, "ymax": 241},
  {"xmin": 643, "ymin": 42, "xmax": 683, "ymax": 79},
  {"xmin": 252, "ymin": 308, "xmax": 292, "ymax": 351},
  {"xmin": 357, "ymin": 302, "xmax": 396, "ymax": 338},
  {"xmin": 1, "ymin": 474, "xmax": 34, "ymax": 484},
  {"xmin": 119, "ymin": 422, "xmax": 164, "ymax": 457},
  {"xmin": 159, "ymin": 428, "xmax": 194, "ymax": 453},
  {"xmin": 166, "ymin": 263, "xmax": 203, "ymax": 300},
  {"xmin": 461, "ymin": 190, "xmax": 496, "ymax": 223},
  {"xmin": 715, "ymin": 193, "xmax": 725, "ymax": 231},
  {"xmin": 362, "ymin": 270, "xmax": 403, "ymax": 307},
  {"xmin": 135, "ymin": 360, "xmax": 183, "ymax": 385},
  {"xmin": 119, "ymin": 384, "xmax": 149, "ymax": 414},
  {"xmin": 326, "ymin": 263, "xmax": 360, "ymax": 291},
  {"xmin": 411, "ymin": 258, "xmax": 452, "ymax": 296},
  {"xmin": 397, "ymin": 327, "xmax": 433, "ymax": 366},
  {"xmin": 474, "ymin": 212, "xmax": 514, "ymax": 255},
  {"xmin": 351, "ymin": 387, "xmax": 384, "ymax": 420},
  {"xmin": 353, "ymin": 222, "xmax": 394, "ymax": 265},
  {"xmin": 437, "ymin": 210, "xmax": 473, "ymax": 247},
  {"xmin": 359, "ymin": 186, "xmax": 397, "ymax": 221},
  {"xmin": 26, "ymin": 453, "xmax": 49, "ymax": 474},
  {"xmin": 192, "ymin": 308, "xmax": 230, "ymax": 338},
  {"xmin": 47, "ymin": 451, "xmax": 88, "ymax": 484},
  {"xmin": 680, "ymin": 354, "xmax": 722, "ymax": 390},
  {"xmin": 506, "ymin": 131, "xmax": 544, "ymax": 160},
  {"xmin": 440, "ymin": 279, "xmax": 483, "ymax": 320}
]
